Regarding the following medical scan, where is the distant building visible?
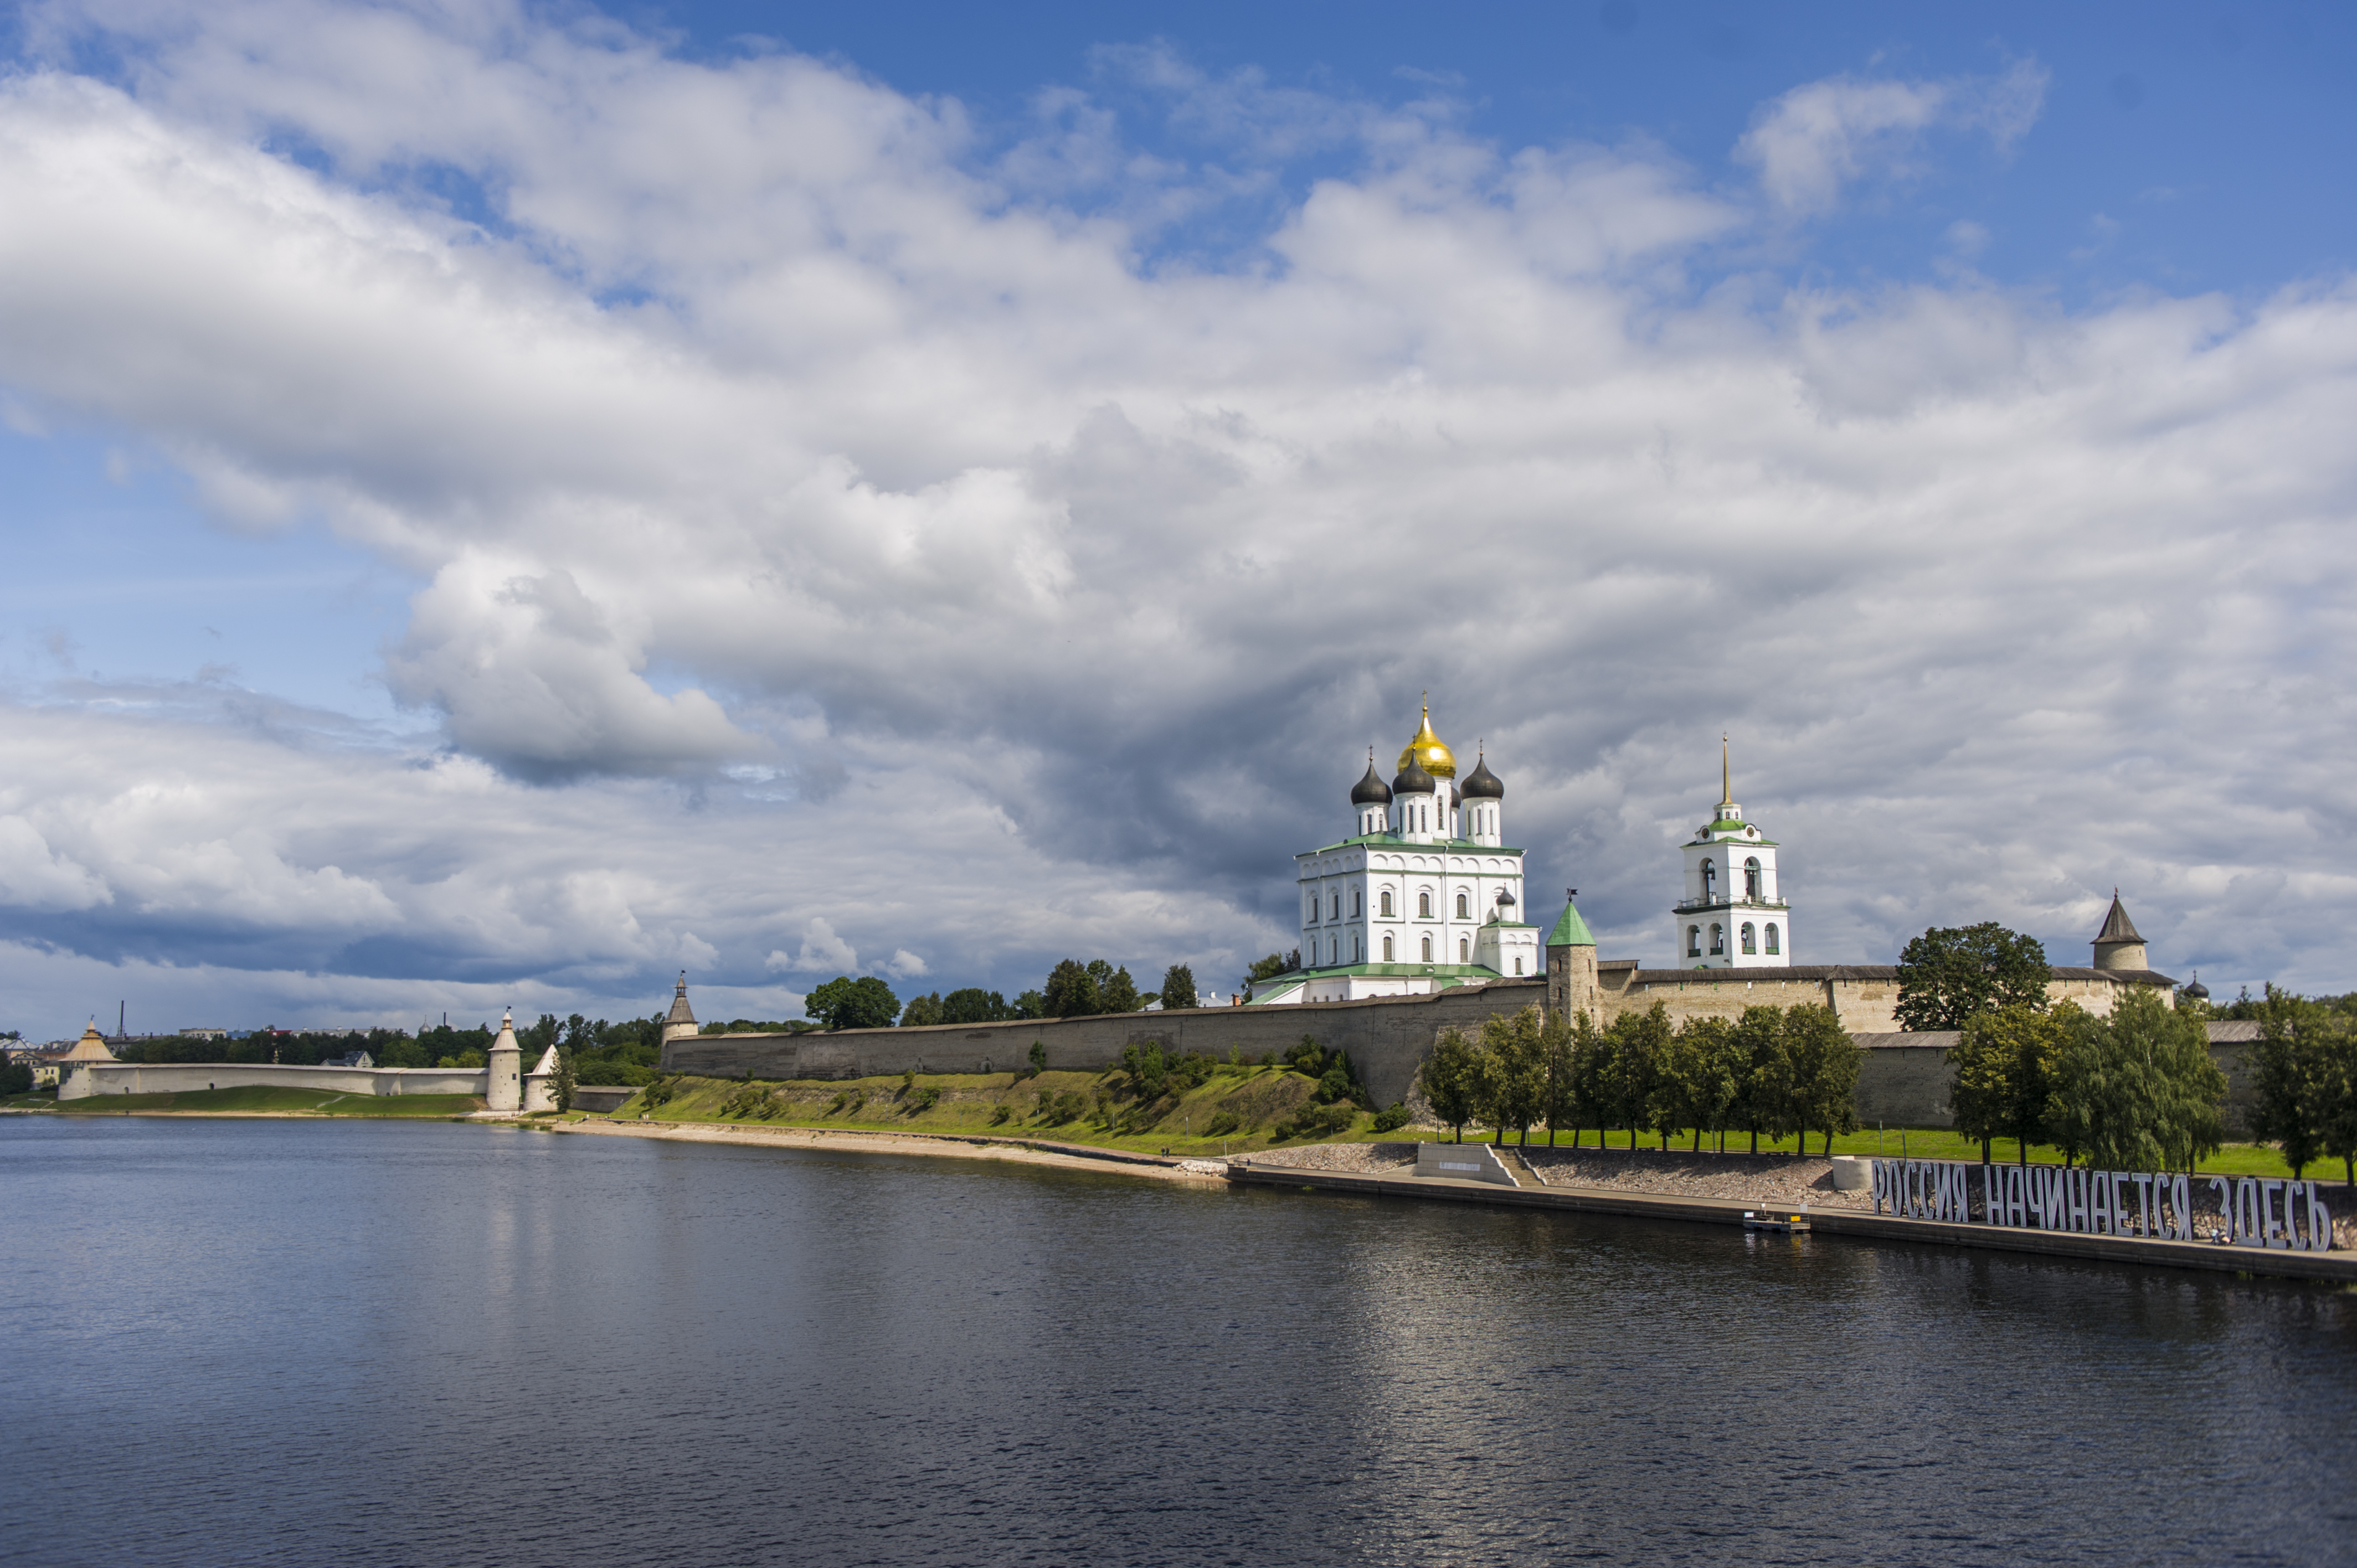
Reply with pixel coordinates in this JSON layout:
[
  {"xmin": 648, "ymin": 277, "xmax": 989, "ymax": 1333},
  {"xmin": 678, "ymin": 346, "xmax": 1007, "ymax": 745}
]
[
  {"xmin": 182, "ymin": 1028, "xmax": 229, "ymax": 1040},
  {"xmin": 321, "ymin": 1049, "xmax": 375, "ymax": 1069},
  {"xmin": 53, "ymin": 1023, "xmax": 119, "ymax": 1090}
]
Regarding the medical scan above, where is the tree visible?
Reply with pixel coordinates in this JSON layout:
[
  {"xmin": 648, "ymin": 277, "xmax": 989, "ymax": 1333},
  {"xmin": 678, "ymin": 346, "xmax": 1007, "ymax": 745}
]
[
  {"xmin": 1779, "ymin": 1004, "xmax": 1862, "ymax": 1157},
  {"xmin": 1243, "ymin": 950, "xmax": 1300, "ymax": 990},
  {"xmin": 1947, "ymin": 1003, "xmax": 2069, "ymax": 1165},
  {"xmin": 1539, "ymin": 1008, "xmax": 1577, "ymax": 1147},
  {"xmin": 1421, "ymin": 1027, "xmax": 1480, "ymax": 1142},
  {"xmin": 1665, "ymin": 1017, "xmax": 1746, "ymax": 1153},
  {"xmin": 552, "ymin": 1046, "xmax": 578, "ymax": 1113},
  {"xmin": 805, "ymin": 976, "xmax": 901, "ymax": 1031},
  {"xmin": 2250, "ymin": 986, "xmax": 2340, "ymax": 1178},
  {"xmin": 1012, "ymin": 990, "xmax": 1047, "ymax": 1020},
  {"xmin": 1042, "ymin": 960, "xmax": 1102, "ymax": 1018},
  {"xmin": 2045, "ymin": 988, "xmax": 2225, "ymax": 1172},
  {"xmin": 1602, "ymin": 1003, "xmax": 1673, "ymax": 1150},
  {"xmin": 899, "ymin": 992, "xmax": 945, "ymax": 1028},
  {"xmin": 1160, "ymin": 964, "xmax": 1199, "ymax": 1011},
  {"xmin": 940, "ymin": 988, "xmax": 1011, "ymax": 1024},
  {"xmin": 1026, "ymin": 1039, "xmax": 1048, "ymax": 1075},
  {"xmin": 1099, "ymin": 966, "xmax": 1143, "ymax": 1014},
  {"xmin": 1895, "ymin": 923, "xmax": 2052, "ymax": 1033},
  {"xmin": 1476, "ymin": 1005, "xmax": 1549, "ymax": 1145}
]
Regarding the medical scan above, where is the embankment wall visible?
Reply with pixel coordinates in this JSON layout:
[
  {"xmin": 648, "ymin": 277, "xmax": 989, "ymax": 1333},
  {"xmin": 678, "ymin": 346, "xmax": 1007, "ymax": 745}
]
[{"xmin": 60, "ymin": 1062, "xmax": 488, "ymax": 1101}]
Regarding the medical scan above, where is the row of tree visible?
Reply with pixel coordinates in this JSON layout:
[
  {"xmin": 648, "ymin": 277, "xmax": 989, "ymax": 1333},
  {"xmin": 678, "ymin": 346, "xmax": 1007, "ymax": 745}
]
[
  {"xmin": 1417, "ymin": 1001, "xmax": 1865, "ymax": 1153},
  {"xmin": 1946, "ymin": 991, "xmax": 2228, "ymax": 1172}
]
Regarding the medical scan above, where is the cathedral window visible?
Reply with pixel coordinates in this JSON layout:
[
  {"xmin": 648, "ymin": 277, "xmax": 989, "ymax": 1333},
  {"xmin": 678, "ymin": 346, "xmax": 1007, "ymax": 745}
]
[
  {"xmin": 1744, "ymin": 858, "xmax": 1761, "ymax": 899},
  {"xmin": 1354, "ymin": 934, "xmax": 1362, "ymax": 961},
  {"xmin": 1330, "ymin": 893, "xmax": 1340, "ymax": 920},
  {"xmin": 1418, "ymin": 891, "xmax": 1432, "ymax": 918},
  {"xmin": 1381, "ymin": 889, "xmax": 1393, "ymax": 917},
  {"xmin": 1458, "ymin": 936, "xmax": 1469, "ymax": 962},
  {"xmin": 1514, "ymin": 957, "xmax": 1524, "ymax": 976},
  {"xmin": 1687, "ymin": 926, "xmax": 1701, "ymax": 957},
  {"xmin": 1383, "ymin": 935, "xmax": 1394, "ymax": 961},
  {"xmin": 1455, "ymin": 892, "xmax": 1468, "ymax": 918},
  {"xmin": 1710, "ymin": 924, "xmax": 1724, "ymax": 955},
  {"xmin": 1352, "ymin": 888, "xmax": 1362, "ymax": 916},
  {"xmin": 1741, "ymin": 923, "xmax": 1756, "ymax": 955},
  {"xmin": 1766, "ymin": 924, "xmax": 1780, "ymax": 955},
  {"xmin": 1421, "ymin": 936, "xmax": 1433, "ymax": 961}
]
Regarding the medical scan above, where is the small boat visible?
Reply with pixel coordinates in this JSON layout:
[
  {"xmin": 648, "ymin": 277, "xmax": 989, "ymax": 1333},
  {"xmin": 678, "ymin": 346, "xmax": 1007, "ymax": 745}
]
[{"xmin": 1743, "ymin": 1209, "xmax": 1811, "ymax": 1233}]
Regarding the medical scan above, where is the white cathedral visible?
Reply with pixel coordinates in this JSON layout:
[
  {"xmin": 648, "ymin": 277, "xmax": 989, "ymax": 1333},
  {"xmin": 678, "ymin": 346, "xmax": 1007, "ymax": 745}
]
[{"xmin": 1249, "ymin": 712, "xmax": 1789, "ymax": 1004}]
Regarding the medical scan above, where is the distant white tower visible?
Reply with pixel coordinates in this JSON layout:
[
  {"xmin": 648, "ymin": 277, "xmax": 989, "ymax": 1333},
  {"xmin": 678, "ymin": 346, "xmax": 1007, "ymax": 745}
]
[
  {"xmin": 1673, "ymin": 740, "xmax": 1790, "ymax": 969},
  {"xmin": 486, "ymin": 1009, "xmax": 523, "ymax": 1113}
]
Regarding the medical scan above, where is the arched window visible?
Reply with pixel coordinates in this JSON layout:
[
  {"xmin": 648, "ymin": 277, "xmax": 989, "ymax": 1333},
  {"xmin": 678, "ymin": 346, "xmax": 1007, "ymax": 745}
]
[
  {"xmin": 1687, "ymin": 925, "xmax": 1701, "ymax": 957},
  {"xmin": 1330, "ymin": 893, "xmax": 1340, "ymax": 920},
  {"xmin": 1354, "ymin": 934, "xmax": 1362, "ymax": 961},
  {"xmin": 1766, "ymin": 924, "xmax": 1780, "ymax": 955},
  {"xmin": 1381, "ymin": 889, "xmax": 1393, "ymax": 917},
  {"xmin": 1418, "ymin": 891, "xmax": 1432, "ymax": 918},
  {"xmin": 1514, "ymin": 957, "xmax": 1524, "ymax": 976},
  {"xmin": 1741, "ymin": 922, "xmax": 1756, "ymax": 955},
  {"xmin": 1421, "ymin": 936, "xmax": 1433, "ymax": 961},
  {"xmin": 1382, "ymin": 934, "xmax": 1394, "ymax": 961},
  {"xmin": 1456, "ymin": 892, "xmax": 1469, "ymax": 918},
  {"xmin": 1709, "ymin": 923, "xmax": 1724, "ymax": 955},
  {"xmin": 1744, "ymin": 858, "xmax": 1761, "ymax": 900},
  {"xmin": 1458, "ymin": 936, "xmax": 1469, "ymax": 962},
  {"xmin": 1701, "ymin": 859, "xmax": 1717, "ymax": 899},
  {"xmin": 1352, "ymin": 888, "xmax": 1362, "ymax": 916}
]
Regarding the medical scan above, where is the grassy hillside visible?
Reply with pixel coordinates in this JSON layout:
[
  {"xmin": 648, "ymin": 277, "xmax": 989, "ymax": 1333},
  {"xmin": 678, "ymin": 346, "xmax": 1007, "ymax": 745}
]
[
  {"xmin": 52, "ymin": 1086, "xmax": 483, "ymax": 1117},
  {"xmin": 608, "ymin": 1061, "xmax": 1380, "ymax": 1157}
]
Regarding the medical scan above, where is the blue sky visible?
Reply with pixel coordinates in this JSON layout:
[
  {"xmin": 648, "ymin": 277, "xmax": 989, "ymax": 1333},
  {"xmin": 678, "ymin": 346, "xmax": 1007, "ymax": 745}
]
[{"xmin": 0, "ymin": 0, "xmax": 2351, "ymax": 1038}]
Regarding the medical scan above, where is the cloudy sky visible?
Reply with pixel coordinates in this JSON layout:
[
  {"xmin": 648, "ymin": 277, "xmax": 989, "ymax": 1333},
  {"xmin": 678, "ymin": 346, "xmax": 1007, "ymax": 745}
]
[{"xmin": 1, "ymin": 1, "xmax": 2351, "ymax": 1039}]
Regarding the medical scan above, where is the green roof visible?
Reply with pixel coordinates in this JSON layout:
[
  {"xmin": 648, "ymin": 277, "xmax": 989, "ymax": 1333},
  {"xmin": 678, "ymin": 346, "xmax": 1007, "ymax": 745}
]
[{"xmin": 1547, "ymin": 898, "xmax": 1596, "ymax": 947}]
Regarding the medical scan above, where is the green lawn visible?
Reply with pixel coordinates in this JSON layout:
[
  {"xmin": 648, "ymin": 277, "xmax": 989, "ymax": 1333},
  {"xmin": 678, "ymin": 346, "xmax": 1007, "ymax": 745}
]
[{"xmin": 49, "ymin": 1086, "xmax": 483, "ymax": 1117}]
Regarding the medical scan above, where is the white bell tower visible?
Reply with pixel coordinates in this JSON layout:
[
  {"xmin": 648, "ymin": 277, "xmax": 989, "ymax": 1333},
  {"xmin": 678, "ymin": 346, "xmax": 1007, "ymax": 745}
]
[{"xmin": 1672, "ymin": 740, "xmax": 1790, "ymax": 969}]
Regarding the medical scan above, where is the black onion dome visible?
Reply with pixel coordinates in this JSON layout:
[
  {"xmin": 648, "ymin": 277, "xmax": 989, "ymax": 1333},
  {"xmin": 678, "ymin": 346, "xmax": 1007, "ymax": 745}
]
[
  {"xmin": 2182, "ymin": 973, "xmax": 2210, "ymax": 1001},
  {"xmin": 1392, "ymin": 757, "xmax": 1436, "ymax": 795},
  {"xmin": 1350, "ymin": 757, "xmax": 1393, "ymax": 806},
  {"xmin": 1461, "ymin": 754, "xmax": 1504, "ymax": 800}
]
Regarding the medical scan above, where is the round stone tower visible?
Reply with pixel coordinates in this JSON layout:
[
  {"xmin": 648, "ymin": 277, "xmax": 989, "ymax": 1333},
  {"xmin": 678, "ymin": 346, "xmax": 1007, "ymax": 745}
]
[
  {"xmin": 660, "ymin": 973, "xmax": 698, "ymax": 1047},
  {"xmin": 485, "ymin": 1009, "xmax": 522, "ymax": 1113}
]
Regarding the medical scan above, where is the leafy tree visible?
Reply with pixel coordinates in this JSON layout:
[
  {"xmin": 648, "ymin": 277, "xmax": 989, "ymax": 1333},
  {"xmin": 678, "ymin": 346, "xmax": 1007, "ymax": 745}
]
[
  {"xmin": 1122, "ymin": 1042, "xmax": 1169, "ymax": 1098},
  {"xmin": 1947, "ymin": 1003, "xmax": 2068, "ymax": 1165},
  {"xmin": 1539, "ymin": 1009, "xmax": 1578, "ymax": 1147},
  {"xmin": 940, "ymin": 988, "xmax": 1011, "ymax": 1024},
  {"xmin": 1160, "ymin": 964, "xmax": 1198, "ymax": 1011},
  {"xmin": 1243, "ymin": 950, "xmax": 1301, "ymax": 989},
  {"xmin": 1780, "ymin": 1004, "xmax": 1862, "ymax": 1157},
  {"xmin": 804, "ymin": 976, "xmax": 902, "ymax": 1031},
  {"xmin": 0, "ymin": 1057, "xmax": 31, "ymax": 1096},
  {"xmin": 1042, "ymin": 961, "xmax": 1101, "ymax": 1018},
  {"xmin": 2250, "ymin": 986, "xmax": 2336, "ymax": 1177},
  {"xmin": 1601, "ymin": 1003, "xmax": 1674, "ymax": 1149},
  {"xmin": 1894, "ymin": 923, "xmax": 2053, "ymax": 1033},
  {"xmin": 2045, "ymin": 989, "xmax": 2225, "ymax": 1172},
  {"xmin": 1012, "ymin": 990, "xmax": 1047, "ymax": 1020},
  {"xmin": 1476, "ymin": 1005, "xmax": 1549, "ymax": 1144},
  {"xmin": 1099, "ymin": 966, "xmax": 1143, "ymax": 1014},
  {"xmin": 1730, "ymin": 1005, "xmax": 1789, "ymax": 1153},
  {"xmin": 1665, "ymin": 1017, "xmax": 1748, "ymax": 1153},
  {"xmin": 552, "ymin": 1046, "xmax": 577, "ymax": 1113},
  {"xmin": 1421, "ymin": 1027, "xmax": 1481, "ymax": 1142},
  {"xmin": 899, "ymin": 992, "xmax": 945, "ymax": 1028},
  {"xmin": 1026, "ymin": 1039, "xmax": 1048, "ymax": 1075}
]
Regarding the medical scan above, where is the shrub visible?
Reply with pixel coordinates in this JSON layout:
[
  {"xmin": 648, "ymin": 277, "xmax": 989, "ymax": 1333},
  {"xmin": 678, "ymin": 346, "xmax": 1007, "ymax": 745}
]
[
  {"xmin": 905, "ymin": 1086, "xmax": 941, "ymax": 1115},
  {"xmin": 722, "ymin": 1081, "xmax": 781, "ymax": 1119},
  {"xmin": 1205, "ymin": 1110, "xmax": 1241, "ymax": 1137},
  {"xmin": 989, "ymin": 1103, "xmax": 1013, "ymax": 1125},
  {"xmin": 641, "ymin": 1076, "xmax": 681, "ymax": 1109},
  {"xmin": 1372, "ymin": 1102, "xmax": 1412, "ymax": 1134},
  {"xmin": 1270, "ymin": 1102, "xmax": 1356, "ymax": 1142}
]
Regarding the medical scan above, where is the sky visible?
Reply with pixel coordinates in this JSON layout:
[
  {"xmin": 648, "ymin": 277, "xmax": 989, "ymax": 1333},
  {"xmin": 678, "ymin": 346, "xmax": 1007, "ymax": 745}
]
[{"xmin": 0, "ymin": 0, "xmax": 2352, "ymax": 1039}]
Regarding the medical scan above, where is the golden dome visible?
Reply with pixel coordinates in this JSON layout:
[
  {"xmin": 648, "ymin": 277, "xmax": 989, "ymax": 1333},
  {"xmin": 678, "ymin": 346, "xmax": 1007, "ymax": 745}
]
[{"xmin": 1396, "ymin": 704, "xmax": 1457, "ymax": 779}]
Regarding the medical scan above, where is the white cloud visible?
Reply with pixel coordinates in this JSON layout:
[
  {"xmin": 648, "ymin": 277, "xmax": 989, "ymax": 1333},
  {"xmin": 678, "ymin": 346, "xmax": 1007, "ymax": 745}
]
[
  {"xmin": 1736, "ymin": 59, "xmax": 2049, "ymax": 215},
  {"xmin": 0, "ymin": 7, "xmax": 2344, "ymax": 1039}
]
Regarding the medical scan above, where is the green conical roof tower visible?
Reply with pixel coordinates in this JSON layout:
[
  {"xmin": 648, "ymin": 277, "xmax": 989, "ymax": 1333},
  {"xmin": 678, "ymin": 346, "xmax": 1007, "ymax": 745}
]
[{"xmin": 1547, "ymin": 892, "xmax": 1595, "ymax": 948}]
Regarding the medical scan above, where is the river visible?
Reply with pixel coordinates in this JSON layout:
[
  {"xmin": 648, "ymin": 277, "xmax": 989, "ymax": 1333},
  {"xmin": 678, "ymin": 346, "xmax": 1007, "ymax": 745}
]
[{"xmin": 3, "ymin": 1116, "xmax": 2351, "ymax": 1565}]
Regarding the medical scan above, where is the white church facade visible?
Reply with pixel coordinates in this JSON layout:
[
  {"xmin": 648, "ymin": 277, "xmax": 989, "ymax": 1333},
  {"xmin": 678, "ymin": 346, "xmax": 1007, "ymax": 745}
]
[
  {"xmin": 1674, "ymin": 740, "xmax": 1791, "ymax": 970},
  {"xmin": 1252, "ymin": 707, "xmax": 1542, "ymax": 1004}
]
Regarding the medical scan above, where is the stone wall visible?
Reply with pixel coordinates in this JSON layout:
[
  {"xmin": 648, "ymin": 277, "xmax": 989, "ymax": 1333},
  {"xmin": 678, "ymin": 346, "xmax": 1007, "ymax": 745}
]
[
  {"xmin": 1584, "ymin": 962, "xmax": 2177, "ymax": 1034},
  {"xmin": 60, "ymin": 1062, "xmax": 489, "ymax": 1101},
  {"xmin": 667, "ymin": 993, "xmax": 2264, "ymax": 1140},
  {"xmin": 663, "ymin": 979, "xmax": 1555, "ymax": 1108}
]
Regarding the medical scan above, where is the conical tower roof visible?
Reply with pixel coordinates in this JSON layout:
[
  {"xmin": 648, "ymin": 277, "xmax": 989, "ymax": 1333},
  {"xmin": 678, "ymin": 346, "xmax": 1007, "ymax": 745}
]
[
  {"xmin": 59, "ymin": 1022, "xmax": 117, "ymax": 1063},
  {"xmin": 528, "ymin": 1041, "xmax": 561, "ymax": 1076},
  {"xmin": 2093, "ymin": 894, "xmax": 2143, "ymax": 945},
  {"xmin": 664, "ymin": 973, "xmax": 697, "ymax": 1028},
  {"xmin": 1546, "ymin": 893, "xmax": 1596, "ymax": 948},
  {"xmin": 489, "ymin": 1009, "xmax": 519, "ymax": 1055}
]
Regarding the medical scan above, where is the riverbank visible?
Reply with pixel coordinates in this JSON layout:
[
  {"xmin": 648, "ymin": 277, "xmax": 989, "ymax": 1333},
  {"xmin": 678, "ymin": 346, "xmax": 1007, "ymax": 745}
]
[{"xmin": 542, "ymin": 1116, "xmax": 1231, "ymax": 1182}]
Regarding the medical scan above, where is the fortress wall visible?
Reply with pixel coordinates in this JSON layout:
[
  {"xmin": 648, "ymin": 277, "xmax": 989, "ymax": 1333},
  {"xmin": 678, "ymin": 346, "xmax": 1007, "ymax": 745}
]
[
  {"xmin": 60, "ymin": 1062, "xmax": 488, "ymax": 1100},
  {"xmin": 663, "ymin": 980, "xmax": 1555, "ymax": 1108}
]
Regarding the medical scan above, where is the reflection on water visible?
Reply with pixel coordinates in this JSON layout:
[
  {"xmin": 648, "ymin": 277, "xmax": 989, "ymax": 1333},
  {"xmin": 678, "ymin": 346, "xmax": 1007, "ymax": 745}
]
[{"xmin": 3, "ymin": 1118, "xmax": 2352, "ymax": 1566}]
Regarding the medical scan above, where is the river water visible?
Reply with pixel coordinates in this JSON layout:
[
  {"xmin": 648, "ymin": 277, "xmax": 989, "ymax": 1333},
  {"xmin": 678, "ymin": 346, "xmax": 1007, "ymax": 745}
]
[{"xmin": 4, "ymin": 1117, "xmax": 2352, "ymax": 1566}]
